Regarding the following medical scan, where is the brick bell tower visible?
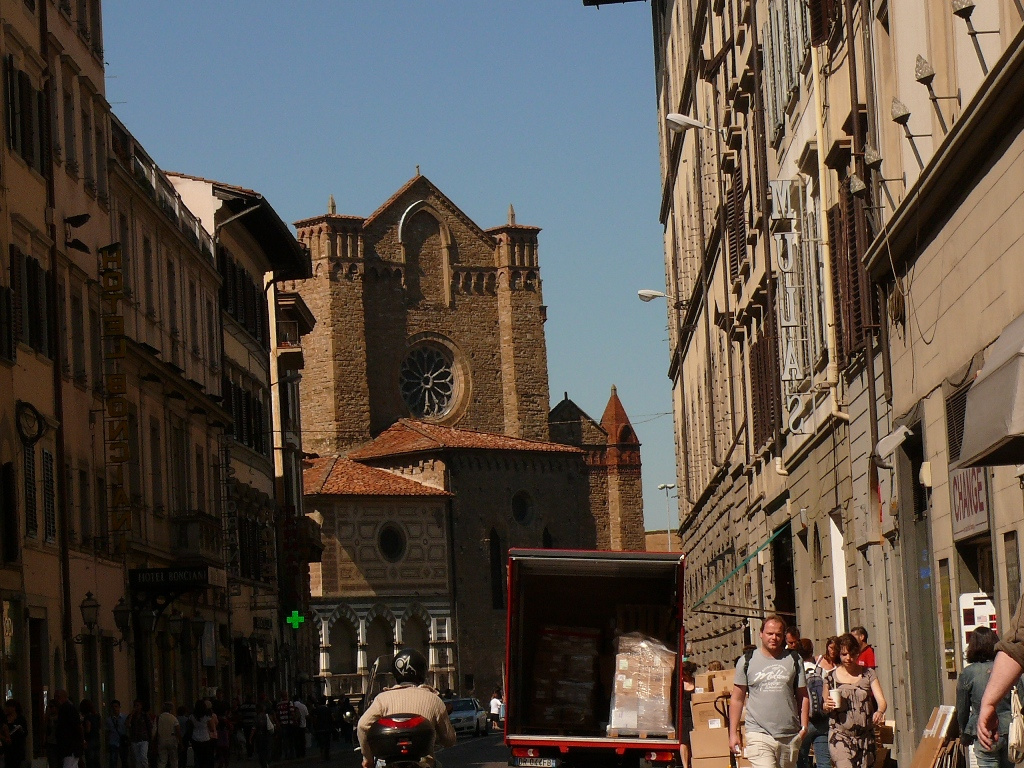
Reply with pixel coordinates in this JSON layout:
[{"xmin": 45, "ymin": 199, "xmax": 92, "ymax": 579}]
[
  {"xmin": 293, "ymin": 197, "xmax": 372, "ymax": 456},
  {"xmin": 600, "ymin": 385, "xmax": 645, "ymax": 550}
]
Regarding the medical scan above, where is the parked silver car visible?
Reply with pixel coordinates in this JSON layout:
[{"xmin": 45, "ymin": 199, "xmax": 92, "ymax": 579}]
[{"xmin": 448, "ymin": 697, "xmax": 487, "ymax": 737}]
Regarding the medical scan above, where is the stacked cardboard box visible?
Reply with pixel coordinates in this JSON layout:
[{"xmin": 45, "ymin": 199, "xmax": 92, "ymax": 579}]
[
  {"xmin": 608, "ymin": 632, "xmax": 676, "ymax": 735},
  {"xmin": 530, "ymin": 626, "xmax": 601, "ymax": 730},
  {"xmin": 689, "ymin": 671, "xmax": 735, "ymax": 768}
]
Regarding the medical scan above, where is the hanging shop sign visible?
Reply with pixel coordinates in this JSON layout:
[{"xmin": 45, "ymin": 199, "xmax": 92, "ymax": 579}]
[
  {"xmin": 950, "ymin": 465, "xmax": 990, "ymax": 542},
  {"xmin": 98, "ymin": 243, "xmax": 131, "ymax": 545}
]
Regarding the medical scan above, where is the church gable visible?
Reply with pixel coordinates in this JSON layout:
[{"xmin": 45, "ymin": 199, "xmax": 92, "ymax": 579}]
[{"xmin": 549, "ymin": 396, "xmax": 609, "ymax": 449}]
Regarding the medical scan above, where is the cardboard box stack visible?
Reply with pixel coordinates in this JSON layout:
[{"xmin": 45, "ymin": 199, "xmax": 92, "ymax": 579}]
[
  {"xmin": 689, "ymin": 670, "xmax": 735, "ymax": 768},
  {"xmin": 530, "ymin": 626, "xmax": 601, "ymax": 730},
  {"xmin": 608, "ymin": 632, "xmax": 676, "ymax": 735}
]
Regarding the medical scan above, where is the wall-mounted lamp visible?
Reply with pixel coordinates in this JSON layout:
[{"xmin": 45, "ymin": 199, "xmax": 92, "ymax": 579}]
[
  {"xmin": 952, "ymin": 0, "xmax": 999, "ymax": 75},
  {"xmin": 112, "ymin": 597, "xmax": 132, "ymax": 648},
  {"xmin": 72, "ymin": 591, "xmax": 100, "ymax": 644},
  {"xmin": 863, "ymin": 145, "xmax": 883, "ymax": 170},
  {"xmin": 849, "ymin": 174, "xmax": 868, "ymax": 197},
  {"xmin": 891, "ymin": 98, "xmax": 928, "ymax": 170},
  {"xmin": 638, "ymin": 288, "xmax": 689, "ymax": 309},
  {"xmin": 665, "ymin": 113, "xmax": 728, "ymax": 140},
  {"xmin": 64, "ymin": 213, "xmax": 91, "ymax": 255},
  {"xmin": 914, "ymin": 55, "xmax": 960, "ymax": 135}
]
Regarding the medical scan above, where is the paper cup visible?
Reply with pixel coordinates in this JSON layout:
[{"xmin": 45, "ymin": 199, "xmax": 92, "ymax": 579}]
[{"xmin": 829, "ymin": 690, "xmax": 842, "ymax": 707}]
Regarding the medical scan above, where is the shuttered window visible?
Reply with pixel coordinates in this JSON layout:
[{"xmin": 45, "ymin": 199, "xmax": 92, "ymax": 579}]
[
  {"xmin": 750, "ymin": 325, "xmax": 781, "ymax": 450},
  {"xmin": 1, "ymin": 462, "xmax": 17, "ymax": 562},
  {"xmin": 24, "ymin": 446, "xmax": 37, "ymax": 538},
  {"xmin": 42, "ymin": 449, "xmax": 56, "ymax": 543},
  {"xmin": 0, "ymin": 284, "xmax": 14, "ymax": 362},
  {"xmin": 809, "ymin": 0, "xmax": 835, "ymax": 46},
  {"xmin": 3, "ymin": 56, "xmax": 47, "ymax": 175},
  {"xmin": 945, "ymin": 384, "xmax": 972, "ymax": 464},
  {"xmin": 726, "ymin": 166, "xmax": 748, "ymax": 283}
]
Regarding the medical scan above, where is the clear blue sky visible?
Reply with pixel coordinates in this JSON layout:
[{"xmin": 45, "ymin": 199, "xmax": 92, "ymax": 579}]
[{"xmin": 103, "ymin": 0, "xmax": 679, "ymax": 532}]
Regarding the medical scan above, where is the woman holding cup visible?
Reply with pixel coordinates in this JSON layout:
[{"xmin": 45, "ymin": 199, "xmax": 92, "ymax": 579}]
[{"xmin": 823, "ymin": 633, "xmax": 887, "ymax": 768}]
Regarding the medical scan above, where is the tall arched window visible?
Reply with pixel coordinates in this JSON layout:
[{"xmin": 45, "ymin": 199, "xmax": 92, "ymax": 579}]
[{"xmin": 490, "ymin": 528, "xmax": 505, "ymax": 609}]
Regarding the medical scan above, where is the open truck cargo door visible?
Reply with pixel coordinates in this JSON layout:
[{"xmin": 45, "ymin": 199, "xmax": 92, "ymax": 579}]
[{"xmin": 504, "ymin": 549, "xmax": 685, "ymax": 768}]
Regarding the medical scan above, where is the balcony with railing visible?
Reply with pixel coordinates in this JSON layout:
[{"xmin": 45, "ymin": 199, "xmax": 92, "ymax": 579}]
[
  {"xmin": 171, "ymin": 510, "xmax": 223, "ymax": 566},
  {"xmin": 110, "ymin": 117, "xmax": 215, "ymax": 260}
]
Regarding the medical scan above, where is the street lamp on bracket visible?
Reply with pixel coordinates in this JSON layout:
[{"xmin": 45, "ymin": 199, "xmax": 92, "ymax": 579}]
[{"xmin": 638, "ymin": 289, "xmax": 689, "ymax": 310}]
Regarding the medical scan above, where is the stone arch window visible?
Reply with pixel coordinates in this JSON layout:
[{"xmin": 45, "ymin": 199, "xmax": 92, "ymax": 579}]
[
  {"xmin": 365, "ymin": 615, "xmax": 394, "ymax": 670},
  {"xmin": 403, "ymin": 614, "xmax": 430, "ymax": 665},
  {"xmin": 378, "ymin": 523, "xmax": 407, "ymax": 563},
  {"xmin": 511, "ymin": 491, "xmax": 534, "ymax": 526},
  {"xmin": 542, "ymin": 527, "xmax": 554, "ymax": 549},
  {"xmin": 329, "ymin": 618, "xmax": 359, "ymax": 675},
  {"xmin": 489, "ymin": 528, "xmax": 505, "ymax": 609}
]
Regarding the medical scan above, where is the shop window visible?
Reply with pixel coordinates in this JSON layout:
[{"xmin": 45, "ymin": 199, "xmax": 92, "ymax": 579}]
[
  {"xmin": 938, "ymin": 559, "xmax": 957, "ymax": 674},
  {"xmin": 1006, "ymin": 531, "xmax": 1022, "ymax": 613}
]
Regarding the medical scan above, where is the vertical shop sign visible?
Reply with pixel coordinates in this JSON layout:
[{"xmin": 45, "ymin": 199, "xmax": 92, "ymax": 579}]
[
  {"xmin": 99, "ymin": 243, "xmax": 131, "ymax": 546},
  {"xmin": 770, "ymin": 179, "xmax": 810, "ymax": 434}
]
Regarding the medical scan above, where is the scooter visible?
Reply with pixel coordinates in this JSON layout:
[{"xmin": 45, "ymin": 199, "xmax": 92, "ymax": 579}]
[{"xmin": 364, "ymin": 713, "xmax": 437, "ymax": 768}]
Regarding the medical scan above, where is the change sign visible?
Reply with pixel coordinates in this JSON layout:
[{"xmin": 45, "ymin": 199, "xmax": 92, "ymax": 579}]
[{"xmin": 950, "ymin": 466, "xmax": 990, "ymax": 542}]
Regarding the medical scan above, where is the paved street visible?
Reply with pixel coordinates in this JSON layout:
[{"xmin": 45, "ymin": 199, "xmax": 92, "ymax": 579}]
[{"xmin": 231, "ymin": 732, "xmax": 508, "ymax": 768}]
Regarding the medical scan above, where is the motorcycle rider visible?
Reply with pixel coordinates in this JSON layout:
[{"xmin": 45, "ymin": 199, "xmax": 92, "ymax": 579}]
[{"xmin": 357, "ymin": 648, "xmax": 457, "ymax": 768}]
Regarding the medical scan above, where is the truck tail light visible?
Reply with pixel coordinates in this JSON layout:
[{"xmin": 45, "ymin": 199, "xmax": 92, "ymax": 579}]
[
  {"xmin": 646, "ymin": 751, "xmax": 676, "ymax": 763},
  {"xmin": 512, "ymin": 748, "xmax": 540, "ymax": 758}
]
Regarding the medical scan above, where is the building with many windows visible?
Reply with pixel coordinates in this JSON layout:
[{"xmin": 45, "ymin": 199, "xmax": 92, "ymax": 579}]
[{"xmin": 592, "ymin": 0, "xmax": 1024, "ymax": 762}]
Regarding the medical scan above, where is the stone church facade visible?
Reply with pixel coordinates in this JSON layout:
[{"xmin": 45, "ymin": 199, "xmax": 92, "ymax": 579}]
[{"xmin": 294, "ymin": 175, "xmax": 645, "ymax": 697}]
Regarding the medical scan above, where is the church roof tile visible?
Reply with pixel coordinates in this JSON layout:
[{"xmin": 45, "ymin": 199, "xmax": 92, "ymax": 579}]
[
  {"xmin": 303, "ymin": 456, "xmax": 449, "ymax": 497},
  {"xmin": 346, "ymin": 419, "xmax": 581, "ymax": 461}
]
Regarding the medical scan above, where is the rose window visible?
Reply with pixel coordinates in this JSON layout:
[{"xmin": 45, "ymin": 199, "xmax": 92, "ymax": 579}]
[{"xmin": 400, "ymin": 345, "xmax": 455, "ymax": 418}]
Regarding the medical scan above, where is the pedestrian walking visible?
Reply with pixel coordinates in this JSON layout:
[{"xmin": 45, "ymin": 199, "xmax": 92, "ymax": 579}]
[
  {"xmin": 54, "ymin": 690, "xmax": 85, "ymax": 768},
  {"xmin": 274, "ymin": 693, "xmax": 293, "ymax": 760},
  {"xmin": 125, "ymin": 700, "xmax": 153, "ymax": 768},
  {"xmin": 155, "ymin": 703, "xmax": 180, "ymax": 768},
  {"xmin": 250, "ymin": 702, "xmax": 273, "ymax": 768},
  {"xmin": 728, "ymin": 615, "xmax": 809, "ymax": 768},
  {"xmin": 291, "ymin": 694, "xmax": 308, "ymax": 758},
  {"xmin": 213, "ymin": 708, "xmax": 231, "ymax": 768},
  {"xmin": 786, "ymin": 627, "xmax": 801, "ymax": 652},
  {"xmin": 189, "ymin": 701, "xmax": 215, "ymax": 768},
  {"xmin": 45, "ymin": 702, "xmax": 60, "ymax": 768},
  {"xmin": 822, "ymin": 633, "xmax": 887, "ymax": 768},
  {"xmin": 0, "ymin": 699, "xmax": 28, "ymax": 768},
  {"xmin": 817, "ymin": 637, "xmax": 840, "ymax": 673},
  {"xmin": 81, "ymin": 700, "xmax": 101, "ymax": 768},
  {"xmin": 796, "ymin": 640, "xmax": 829, "ymax": 768},
  {"xmin": 236, "ymin": 700, "xmax": 255, "ymax": 760},
  {"xmin": 174, "ymin": 707, "xmax": 190, "ymax": 768},
  {"xmin": 312, "ymin": 699, "xmax": 332, "ymax": 762},
  {"xmin": 488, "ymin": 691, "xmax": 503, "ymax": 732},
  {"xmin": 850, "ymin": 628, "xmax": 876, "ymax": 669},
  {"xmin": 104, "ymin": 701, "xmax": 127, "ymax": 768},
  {"xmin": 958, "ymin": 628, "xmax": 1021, "ymax": 768},
  {"xmin": 679, "ymin": 662, "xmax": 697, "ymax": 768}
]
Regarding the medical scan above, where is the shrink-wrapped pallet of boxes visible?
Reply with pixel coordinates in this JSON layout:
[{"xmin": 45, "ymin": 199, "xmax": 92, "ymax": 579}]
[
  {"xmin": 529, "ymin": 626, "xmax": 601, "ymax": 730},
  {"xmin": 607, "ymin": 632, "xmax": 676, "ymax": 736}
]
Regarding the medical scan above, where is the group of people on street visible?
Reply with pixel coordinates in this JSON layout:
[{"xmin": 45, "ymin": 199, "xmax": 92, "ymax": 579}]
[
  {"xmin": 0, "ymin": 688, "xmax": 361, "ymax": 768},
  {"xmin": 680, "ymin": 616, "xmax": 886, "ymax": 768}
]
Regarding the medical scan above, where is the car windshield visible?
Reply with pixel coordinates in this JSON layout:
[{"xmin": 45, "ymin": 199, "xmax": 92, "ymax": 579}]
[{"xmin": 451, "ymin": 699, "xmax": 475, "ymax": 712}]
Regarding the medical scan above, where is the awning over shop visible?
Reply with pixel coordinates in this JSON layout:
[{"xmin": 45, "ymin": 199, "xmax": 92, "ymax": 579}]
[
  {"xmin": 958, "ymin": 312, "xmax": 1024, "ymax": 467},
  {"xmin": 691, "ymin": 524, "xmax": 789, "ymax": 616}
]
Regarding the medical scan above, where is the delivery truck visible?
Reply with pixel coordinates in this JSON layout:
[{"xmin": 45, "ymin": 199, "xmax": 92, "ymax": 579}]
[{"xmin": 504, "ymin": 549, "xmax": 686, "ymax": 768}]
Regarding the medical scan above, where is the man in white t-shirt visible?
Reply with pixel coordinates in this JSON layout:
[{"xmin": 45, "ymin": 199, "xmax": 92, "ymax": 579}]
[
  {"xmin": 488, "ymin": 692, "xmax": 502, "ymax": 732},
  {"xmin": 292, "ymin": 696, "xmax": 309, "ymax": 758}
]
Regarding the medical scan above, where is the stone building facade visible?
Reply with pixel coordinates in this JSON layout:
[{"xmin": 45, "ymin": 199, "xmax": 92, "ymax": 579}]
[
  {"xmin": 296, "ymin": 178, "xmax": 646, "ymax": 696},
  {"xmin": 591, "ymin": 0, "xmax": 1024, "ymax": 763}
]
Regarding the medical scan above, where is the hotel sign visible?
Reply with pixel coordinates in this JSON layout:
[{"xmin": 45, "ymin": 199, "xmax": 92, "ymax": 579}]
[
  {"xmin": 950, "ymin": 466, "xmax": 990, "ymax": 542},
  {"xmin": 99, "ymin": 243, "xmax": 132, "ymax": 545}
]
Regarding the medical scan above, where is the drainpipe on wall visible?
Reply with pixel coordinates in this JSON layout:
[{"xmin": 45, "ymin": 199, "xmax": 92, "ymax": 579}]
[{"xmin": 811, "ymin": 43, "xmax": 851, "ymax": 425}]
